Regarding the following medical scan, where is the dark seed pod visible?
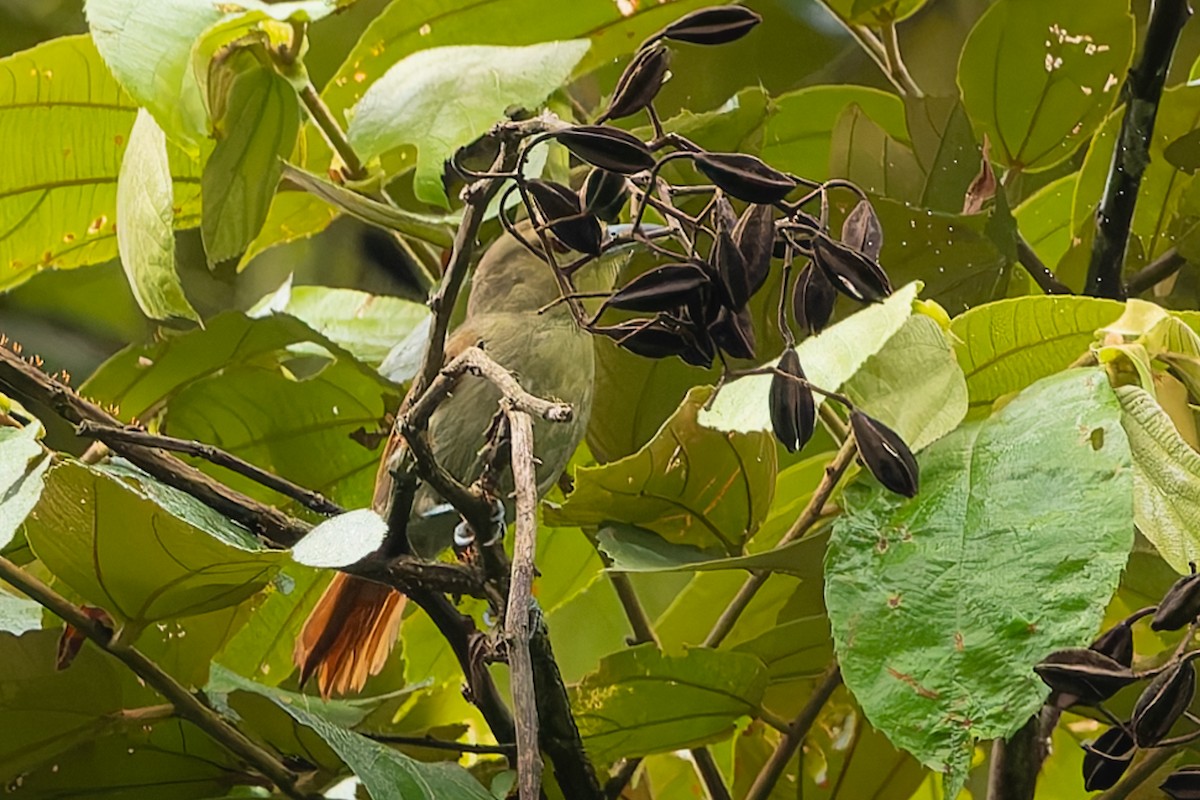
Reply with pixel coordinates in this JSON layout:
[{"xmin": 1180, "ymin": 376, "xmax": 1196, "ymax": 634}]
[
  {"xmin": 1033, "ymin": 648, "xmax": 1137, "ymax": 705},
  {"xmin": 1082, "ymin": 727, "xmax": 1135, "ymax": 792},
  {"xmin": 655, "ymin": 5, "xmax": 762, "ymax": 45},
  {"xmin": 713, "ymin": 229, "xmax": 751, "ymax": 309},
  {"xmin": 694, "ymin": 152, "xmax": 796, "ymax": 204},
  {"xmin": 812, "ymin": 234, "xmax": 892, "ymax": 303},
  {"xmin": 1131, "ymin": 659, "xmax": 1195, "ymax": 747},
  {"xmin": 581, "ymin": 168, "xmax": 629, "ymax": 223},
  {"xmin": 841, "ymin": 198, "xmax": 883, "ymax": 261},
  {"xmin": 769, "ymin": 349, "xmax": 816, "ymax": 453},
  {"xmin": 601, "ymin": 319, "xmax": 712, "ymax": 367},
  {"xmin": 602, "ymin": 43, "xmax": 670, "ymax": 122},
  {"xmin": 793, "ymin": 262, "xmax": 838, "ymax": 335},
  {"xmin": 554, "ymin": 126, "xmax": 656, "ymax": 174},
  {"xmin": 526, "ymin": 179, "xmax": 604, "ymax": 256},
  {"xmin": 712, "ymin": 194, "xmax": 738, "ymax": 234},
  {"xmin": 1151, "ymin": 569, "xmax": 1200, "ymax": 631},
  {"xmin": 709, "ymin": 304, "xmax": 756, "ymax": 360},
  {"xmin": 733, "ymin": 203, "xmax": 775, "ymax": 299},
  {"xmin": 605, "ymin": 263, "xmax": 711, "ymax": 312},
  {"xmin": 850, "ymin": 410, "xmax": 919, "ymax": 497},
  {"xmin": 1163, "ymin": 766, "xmax": 1200, "ymax": 799},
  {"xmin": 1090, "ymin": 622, "xmax": 1134, "ymax": 668}
]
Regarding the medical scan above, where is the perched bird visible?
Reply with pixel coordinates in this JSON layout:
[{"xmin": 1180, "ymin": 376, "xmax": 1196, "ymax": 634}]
[{"xmin": 294, "ymin": 223, "xmax": 620, "ymax": 698}]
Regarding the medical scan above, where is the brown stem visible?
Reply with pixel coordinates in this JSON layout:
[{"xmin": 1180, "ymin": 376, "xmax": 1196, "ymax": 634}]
[
  {"xmin": 986, "ymin": 711, "xmax": 1046, "ymax": 800},
  {"xmin": 1125, "ymin": 247, "xmax": 1188, "ymax": 296},
  {"xmin": 1017, "ymin": 235, "xmax": 1072, "ymax": 295},
  {"xmin": 504, "ymin": 403, "xmax": 543, "ymax": 800},
  {"xmin": 879, "ymin": 19, "xmax": 923, "ymax": 98},
  {"xmin": 744, "ymin": 664, "xmax": 843, "ymax": 800},
  {"xmin": 0, "ymin": 556, "xmax": 319, "ymax": 800},
  {"xmin": 609, "ymin": 573, "xmax": 659, "ymax": 646},
  {"xmin": 702, "ymin": 434, "xmax": 858, "ymax": 648},
  {"xmin": 74, "ymin": 421, "xmax": 344, "ymax": 516}
]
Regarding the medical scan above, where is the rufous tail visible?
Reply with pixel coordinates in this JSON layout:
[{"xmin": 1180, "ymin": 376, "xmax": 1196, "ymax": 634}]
[{"xmin": 293, "ymin": 571, "xmax": 405, "ymax": 698}]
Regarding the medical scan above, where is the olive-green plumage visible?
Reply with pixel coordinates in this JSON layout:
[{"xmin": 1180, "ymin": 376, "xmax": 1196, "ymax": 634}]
[{"xmin": 296, "ymin": 224, "xmax": 617, "ymax": 696}]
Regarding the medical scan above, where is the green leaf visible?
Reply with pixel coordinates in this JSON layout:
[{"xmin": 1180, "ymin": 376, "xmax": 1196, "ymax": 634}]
[
  {"xmin": 596, "ymin": 523, "xmax": 824, "ymax": 577},
  {"xmin": 1013, "ymin": 173, "xmax": 1078, "ymax": 283},
  {"xmin": 1074, "ymin": 84, "xmax": 1200, "ymax": 265},
  {"xmin": 1117, "ymin": 385, "xmax": 1200, "ymax": 574},
  {"xmin": 547, "ymin": 386, "xmax": 777, "ymax": 555},
  {"xmin": 700, "ymin": 281, "xmax": 920, "ymax": 433},
  {"xmin": 826, "ymin": 369, "xmax": 1132, "ymax": 788},
  {"xmin": 823, "ymin": 0, "xmax": 928, "ymax": 24},
  {"xmin": 202, "ymin": 63, "xmax": 300, "ymax": 265},
  {"xmin": 213, "ymin": 667, "xmax": 494, "ymax": 800},
  {"xmin": 116, "ymin": 109, "xmax": 199, "ymax": 323},
  {"xmin": 0, "ymin": 423, "xmax": 50, "ymax": 551},
  {"xmin": 905, "ymin": 95, "xmax": 981, "ymax": 214},
  {"xmin": 950, "ymin": 294, "xmax": 1123, "ymax": 414},
  {"xmin": 762, "ymin": 85, "xmax": 907, "ymax": 183},
  {"xmin": 216, "ymin": 567, "xmax": 325, "ymax": 686},
  {"xmin": 0, "ymin": 35, "xmax": 202, "ymax": 291},
  {"xmin": 730, "ymin": 616, "xmax": 831, "ymax": 686},
  {"xmin": 25, "ymin": 461, "xmax": 284, "ymax": 627},
  {"xmin": 249, "ymin": 282, "xmax": 430, "ymax": 367},
  {"xmin": 571, "ymin": 644, "xmax": 768, "ymax": 761},
  {"xmin": 957, "ymin": 0, "xmax": 1133, "ymax": 172},
  {"xmin": 828, "ymin": 104, "xmax": 924, "ymax": 202},
  {"xmin": 85, "ymin": 0, "xmax": 337, "ymax": 146},
  {"xmin": 841, "ymin": 315, "xmax": 967, "ymax": 451},
  {"xmin": 347, "ymin": 41, "xmax": 589, "ymax": 207}
]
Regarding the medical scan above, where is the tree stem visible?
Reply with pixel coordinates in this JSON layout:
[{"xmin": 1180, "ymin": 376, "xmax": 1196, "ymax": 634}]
[
  {"xmin": 298, "ymin": 83, "xmax": 367, "ymax": 182},
  {"xmin": 1084, "ymin": 0, "xmax": 1192, "ymax": 298}
]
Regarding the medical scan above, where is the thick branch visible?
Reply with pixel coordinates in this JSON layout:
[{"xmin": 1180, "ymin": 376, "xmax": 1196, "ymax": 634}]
[
  {"xmin": 744, "ymin": 664, "xmax": 842, "ymax": 800},
  {"xmin": 0, "ymin": 556, "xmax": 318, "ymax": 800},
  {"xmin": 1125, "ymin": 246, "xmax": 1188, "ymax": 295},
  {"xmin": 504, "ymin": 404, "xmax": 543, "ymax": 800},
  {"xmin": 75, "ymin": 421, "xmax": 344, "ymax": 517},
  {"xmin": 1085, "ymin": 0, "xmax": 1192, "ymax": 298},
  {"xmin": 530, "ymin": 621, "xmax": 604, "ymax": 799}
]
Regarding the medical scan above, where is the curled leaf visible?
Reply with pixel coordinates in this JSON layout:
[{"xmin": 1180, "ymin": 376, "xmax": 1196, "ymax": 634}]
[
  {"xmin": 603, "ymin": 43, "xmax": 670, "ymax": 121},
  {"xmin": 655, "ymin": 5, "xmax": 763, "ymax": 45},
  {"xmin": 792, "ymin": 261, "xmax": 837, "ymax": 335},
  {"xmin": 526, "ymin": 179, "xmax": 603, "ymax": 255},
  {"xmin": 1033, "ymin": 648, "xmax": 1137, "ymax": 705},
  {"xmin": 555, "ymin": 126, "xmax": 656, "ymax": 174},
  {"xmin": 693, "ymin": 152, "xmax": 795, "ymax": 204},
  {"xmin": 769, "ymin": 349, "xmax": 815, "ymax": 453},
  {"xmin": 812, "ymin": 234, "xmax": 893, "ymax": 303},
  {"xmin": 1132, "ymin": 659, "xmax": 1195, "ymax": 747},
  {"xmin": 850, "ymin": 410, "xmax": 919, "ymax": 497}
]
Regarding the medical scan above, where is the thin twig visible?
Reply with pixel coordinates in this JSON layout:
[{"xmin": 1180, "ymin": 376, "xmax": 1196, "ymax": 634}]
[
  {"xmin": 504, "ymin": 402, "xmax": 543, "ymax": 800},
  {"xmin": 363, "ymin": 733, "xmax": 515, "ymax": 754},
  {"xmin": 702, "ymin": 434, "xmax": 858, "ymax": 648},
  {"xmin": 1125, "ymin": 247, "xmax": 1188, "ymax": 296},
  {"xmin": 1095, "ymin": 744, "xmax": 1182, "ymax": 800},
  {"xmin": 690, "ymin": 747, "xmax": 733, "ymax": 800},
  {"xmin": 1016, "ymin": 235, "xmax": 1072, "ymax": 295},
  {"xmin": 879, "ymin": 20, "xmax": 923, "ymax": 98},
  {"xmin": 744, "ymin": 664, "xmax": 843, "ymax": 800},
  {"xmin": 1085, "ymin": 0, "xmax": 1192, "ymax": 298},
  {"xmin": 0, "ymin": 556, "xmax": 319, "ymax": 800},
  {"xmin": 74, "ymin": 421, "xmax": 344, "ymax": 516},
  {"xmin": 298, "ymin": 83, "xmax": 367, "ymax": 182},
  {"xmin": 609, "ymin": 573, "xmax": 659, "ymax": 646}
]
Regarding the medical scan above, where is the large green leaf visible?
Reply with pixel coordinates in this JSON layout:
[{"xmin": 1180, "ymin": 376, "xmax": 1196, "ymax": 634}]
[
  {"xmin": 1074, "ymin": 84, "xmax": 1200, "ymax": 266},
  {"xmin": 547, "ymin": 386, "xmax": 776, "ymax": 555},
  {"xmin": 826, "ymin": 369, "xmax": 1132, "ymax": 791},
  {"xmin": 249, "ymin": 282, "xmax": 430, "ymax": 367},
  {"xmin": 347, "ymin": 41, "xmax": 588, "ymax": 207},
  {"xmin": 950, "ymin": 295, "xmax": 1123, "ymax": 414},
  {"xmin": 0, "ymin": 423, "xmax": 50, "ymax": 551},
  {"xmin": 957, "ymin": 0, "xmax": 1133, "ymax": 172},
  {"xmin": 822, "ymin": 0, "xmax": 927, "ymax": 24},
  {"xmin": 1013, "ymin": 173, "xmax": 1078, "ymax": 286},
  {"xmin": 700, "ymin": 282, "xmax": 920, "ymax": 433},
  {"xmin": 905, "ymin": 95, "xmax": 981, "ymax": 214},
  {"xmin": 828, "ymin": 104, "xmax": 924, "ymax": 202},
  {"xmin": 116, "ymin": 108, "xmax": 198, "ymax": 323},
  {"xmin": 571, "ymin": 644, "xmax": 768, "ymax": 762},
  {"xmin": 596, "ymin": 523, "xmax": 825, "ymax": 577},
  {"xmin": 216, "ymin": 566, "xmax": 325, "ymax": 686},
  {"xmin": 25, "ymin": 461, "xmax": 284, "ymax": 628},
  {"xmin": 202, "ymin": 62, "xmax": 300, "ymax": 265},
  {"xmin": 0, "ymin": 35, "xmax": 202, "ymax": 291},
  {"xmin": 841, "ymin": 315, "xmax": 967, "ymax": 451},
  {"xmin": 1118, "ymin": 385, "xmax": 1200, "ymax": 574},
  {"xmin": 762, "ymin": 86, "xmax": 906, "ymax": 183},
  {"xmin": 212, "ymin": 666, "xmax": 494, "ymax": 800}
]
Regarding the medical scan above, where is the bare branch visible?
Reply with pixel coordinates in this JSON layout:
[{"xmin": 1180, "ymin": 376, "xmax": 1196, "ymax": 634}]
[
  {"xmin": 1125, "ymin": 247, "xmax": 1188, "ymax": 296},
  {"xmin": 1017, "ymin": 235, "xmax": 1072, "ymax": 295},
  {"xmin": 0, "ymin": 556, "xmax": 320, "ymax": 800}
]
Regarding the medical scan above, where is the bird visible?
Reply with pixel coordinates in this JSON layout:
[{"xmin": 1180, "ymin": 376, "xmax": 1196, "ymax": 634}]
[{"xmin": 293, "ymin": 222, "xmax": 623, "ymax": 698}]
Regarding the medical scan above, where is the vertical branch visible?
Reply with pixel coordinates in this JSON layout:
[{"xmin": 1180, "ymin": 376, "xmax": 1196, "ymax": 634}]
[
  {"xmin": 986, "ymin": 711, "xmax": 1046, "ymax": 800},
  {"xmin": 1085, "ymin": 0, "xmax": 1192, "ymax": 298},
  {"xmin": 504, "ymin": 402, "xmax": 543, "ymax": 800}
]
